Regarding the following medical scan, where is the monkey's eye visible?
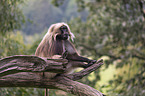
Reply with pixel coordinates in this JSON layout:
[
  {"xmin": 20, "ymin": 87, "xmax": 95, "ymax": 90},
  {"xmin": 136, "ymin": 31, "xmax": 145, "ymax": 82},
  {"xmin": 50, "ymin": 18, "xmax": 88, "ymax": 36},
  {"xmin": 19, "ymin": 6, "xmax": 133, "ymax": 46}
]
[
  {"xmin": 60, "ymin": 26, "xmax": 66, "ymax": 29},
  {"xmin": 60, "ymin": 26, "xmax": 68, "ymax": 33}
]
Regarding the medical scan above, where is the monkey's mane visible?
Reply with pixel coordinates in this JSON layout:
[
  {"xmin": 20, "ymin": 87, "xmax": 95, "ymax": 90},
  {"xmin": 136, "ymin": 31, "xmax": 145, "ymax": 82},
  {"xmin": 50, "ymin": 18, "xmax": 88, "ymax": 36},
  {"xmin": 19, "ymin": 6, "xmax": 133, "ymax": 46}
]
[{"xmin": 35, "ymin": 22, "xmax": 75, "ymax": 57}]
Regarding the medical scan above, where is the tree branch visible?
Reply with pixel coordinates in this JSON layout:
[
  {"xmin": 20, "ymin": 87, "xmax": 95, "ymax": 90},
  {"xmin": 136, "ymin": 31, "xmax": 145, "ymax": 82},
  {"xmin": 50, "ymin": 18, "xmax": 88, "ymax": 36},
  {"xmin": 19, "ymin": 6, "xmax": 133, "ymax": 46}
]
[
  {"xmin": 0, "ymin": 55, "xmax": 67, "ymax": 77},
  {"xmin": 0, "ymin": 55, "xmax": 105, "ymax": 96},
  {"xmin": 65, "ymin": 59, "xmax": 103, "ymax": 80}
]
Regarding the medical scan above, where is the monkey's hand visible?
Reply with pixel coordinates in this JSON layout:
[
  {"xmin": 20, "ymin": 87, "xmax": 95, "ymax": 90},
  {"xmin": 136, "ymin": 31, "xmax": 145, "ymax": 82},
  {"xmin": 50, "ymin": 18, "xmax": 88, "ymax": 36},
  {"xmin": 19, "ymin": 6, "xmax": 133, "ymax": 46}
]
[
  {"xmin": 52, "ymin": 55, "xmax": 62, "ymax": 59},
  {"xmin": 84, "ymin": 60, "xmax": 97, "ymax": 68},
  {"xmin": 62, "ymin": 50, "xmax": 68, "ymax": 59}
]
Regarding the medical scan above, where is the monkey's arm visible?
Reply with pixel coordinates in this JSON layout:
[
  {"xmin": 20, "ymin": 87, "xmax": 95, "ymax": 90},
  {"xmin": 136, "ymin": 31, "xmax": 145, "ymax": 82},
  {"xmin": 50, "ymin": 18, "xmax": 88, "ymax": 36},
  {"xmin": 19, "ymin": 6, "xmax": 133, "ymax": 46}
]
[{"xmin": 64, "ymin": 40, "xmax": 96, "ymax": 68}]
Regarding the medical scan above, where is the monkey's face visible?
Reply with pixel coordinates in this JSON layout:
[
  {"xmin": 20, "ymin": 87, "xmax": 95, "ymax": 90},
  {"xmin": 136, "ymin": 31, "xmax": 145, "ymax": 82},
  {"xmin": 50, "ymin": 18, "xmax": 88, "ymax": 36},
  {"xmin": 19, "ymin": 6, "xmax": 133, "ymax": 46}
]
[{"xmin": 56, "ymin": 25, "xmax": 69, "ymax": 40}]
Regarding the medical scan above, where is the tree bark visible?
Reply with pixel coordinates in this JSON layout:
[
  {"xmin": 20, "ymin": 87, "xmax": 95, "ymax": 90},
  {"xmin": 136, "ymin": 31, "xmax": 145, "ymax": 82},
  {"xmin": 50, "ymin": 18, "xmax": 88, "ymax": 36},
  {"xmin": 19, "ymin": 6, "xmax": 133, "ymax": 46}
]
[
  {"xmin": 0, "ymin": 55, "xmax": 67, "ymax": 77},
  {"xmin": 0, "ymin": 55, "xmax": 105, "ymax": 96}
]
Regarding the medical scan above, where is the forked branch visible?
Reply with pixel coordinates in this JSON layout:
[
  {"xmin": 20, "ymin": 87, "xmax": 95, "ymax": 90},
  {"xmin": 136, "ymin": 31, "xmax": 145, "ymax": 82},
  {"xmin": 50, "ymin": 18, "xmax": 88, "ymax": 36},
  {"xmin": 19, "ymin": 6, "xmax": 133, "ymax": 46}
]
[{"xmin": 0, "ymin": 55, "xmax": 105, "ymax": 96}]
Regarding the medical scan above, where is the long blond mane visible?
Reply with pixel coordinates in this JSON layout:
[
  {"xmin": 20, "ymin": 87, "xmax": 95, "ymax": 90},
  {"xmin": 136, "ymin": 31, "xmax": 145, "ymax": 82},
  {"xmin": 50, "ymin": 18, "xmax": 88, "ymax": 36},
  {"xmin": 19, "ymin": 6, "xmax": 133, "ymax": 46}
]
[{"xmin": 35, "ymin": 22, "xmax": 75, "ymax": 57}]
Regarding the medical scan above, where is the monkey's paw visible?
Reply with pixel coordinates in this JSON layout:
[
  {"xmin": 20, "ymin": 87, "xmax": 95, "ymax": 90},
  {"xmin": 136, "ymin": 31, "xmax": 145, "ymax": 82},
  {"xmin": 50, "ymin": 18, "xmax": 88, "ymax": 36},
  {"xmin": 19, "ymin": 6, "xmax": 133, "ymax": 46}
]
[
  {"xmin": 84, "ymin": 60, "xmax": 96, "ymax": 68},
  {"xmin": 52, "ymin": 55, "xmax": 62, "ymax": 59}
]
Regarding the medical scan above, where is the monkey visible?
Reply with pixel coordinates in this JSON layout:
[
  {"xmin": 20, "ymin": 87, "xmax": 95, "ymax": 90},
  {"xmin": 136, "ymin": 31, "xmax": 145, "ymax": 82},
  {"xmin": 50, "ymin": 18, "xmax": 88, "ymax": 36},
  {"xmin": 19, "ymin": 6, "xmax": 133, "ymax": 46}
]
[
  {"xmin": 35, "ymin": 22, "xmax": 96, "ymax": 78},
  {"xmin": 35, "ymin": 22, "xmax": 96, "ymax": 96}
]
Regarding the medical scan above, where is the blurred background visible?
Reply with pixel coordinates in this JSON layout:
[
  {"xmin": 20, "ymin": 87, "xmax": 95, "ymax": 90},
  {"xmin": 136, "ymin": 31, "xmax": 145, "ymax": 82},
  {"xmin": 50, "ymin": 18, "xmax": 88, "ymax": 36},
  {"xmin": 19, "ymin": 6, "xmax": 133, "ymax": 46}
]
[{"xmin": 0, "ymin": 0, "xmax": 145, "ymax": 96}]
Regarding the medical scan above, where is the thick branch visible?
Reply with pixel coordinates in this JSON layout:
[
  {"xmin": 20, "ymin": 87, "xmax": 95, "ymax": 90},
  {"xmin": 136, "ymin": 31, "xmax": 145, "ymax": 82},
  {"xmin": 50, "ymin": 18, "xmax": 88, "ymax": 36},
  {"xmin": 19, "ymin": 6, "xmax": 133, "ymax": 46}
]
[
  {"xmin": 0, "ymin": 72, "xmax": 104, "ymax": 96},
  {"xmin": 0, "ymin": 55, "xmax": 67, "ymax": 77},
  {"xmin": 0, "ymin": 55, "xmax": 105, "ymax": 96}
]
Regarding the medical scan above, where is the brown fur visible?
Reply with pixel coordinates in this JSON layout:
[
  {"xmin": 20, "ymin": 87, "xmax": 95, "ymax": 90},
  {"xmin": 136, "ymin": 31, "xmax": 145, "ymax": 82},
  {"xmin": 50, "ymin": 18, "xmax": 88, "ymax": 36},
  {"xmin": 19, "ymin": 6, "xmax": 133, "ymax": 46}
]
[
  {"xmin": 35, "ymin": 22, "xmax": 96, "ymax": 96},
  {"xmin": 35, "ymin": 22, "xmax": 96, "ymax": 79},
  {"xmin": 35, "ymin": 22, "xmax": 77, "ymax": 79},
  {"xmin": 35, "ymin": 22, "xmax": 75, "ymax": 58}
]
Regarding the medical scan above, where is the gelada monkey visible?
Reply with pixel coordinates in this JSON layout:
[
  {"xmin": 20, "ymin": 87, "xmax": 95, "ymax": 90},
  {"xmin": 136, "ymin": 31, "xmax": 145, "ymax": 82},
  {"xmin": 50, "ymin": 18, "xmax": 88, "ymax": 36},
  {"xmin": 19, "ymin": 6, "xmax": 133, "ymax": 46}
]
[
  {"xmin": 35, "ymin": 22, "xmax": 96, "ymax": 78},
  {"xmin": 35, "ymin": 22, "xmax": 96, "ymax": 95}
]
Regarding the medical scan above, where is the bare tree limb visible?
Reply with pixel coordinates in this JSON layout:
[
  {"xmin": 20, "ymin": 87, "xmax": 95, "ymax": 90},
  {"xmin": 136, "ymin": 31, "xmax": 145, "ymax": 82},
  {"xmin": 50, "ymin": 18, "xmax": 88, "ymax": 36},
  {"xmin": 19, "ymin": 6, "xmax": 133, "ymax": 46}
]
[
  {"xmin": 65, "ymin": 59, "xmax": 103, "ymax": 80},
  {"xmin": 0, "ymin": 72, "xmax": 105, "ymax": 96},
  {"xmin": 0, "ymin": 55, "xmax": 105, "ymax": 96},
  {"xmin": 0, "ymin": 55, "xmax": 67, "ymax": 77}
]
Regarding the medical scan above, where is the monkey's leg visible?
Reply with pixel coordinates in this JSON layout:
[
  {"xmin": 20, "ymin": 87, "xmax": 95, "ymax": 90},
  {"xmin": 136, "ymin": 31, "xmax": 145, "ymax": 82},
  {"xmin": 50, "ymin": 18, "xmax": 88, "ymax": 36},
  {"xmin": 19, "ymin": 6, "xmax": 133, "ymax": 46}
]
[{"xmin": 66, "ymin": 53, "xmax": 96, "ymax": 68}]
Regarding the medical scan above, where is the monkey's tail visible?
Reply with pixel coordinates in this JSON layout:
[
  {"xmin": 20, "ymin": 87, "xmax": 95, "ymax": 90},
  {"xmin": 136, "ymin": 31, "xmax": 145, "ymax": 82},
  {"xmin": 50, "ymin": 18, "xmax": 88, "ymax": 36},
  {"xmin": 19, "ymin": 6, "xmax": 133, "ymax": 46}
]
[{"xmin": 45, "ymin": 88, "xmax": 49, "ymax": 96}]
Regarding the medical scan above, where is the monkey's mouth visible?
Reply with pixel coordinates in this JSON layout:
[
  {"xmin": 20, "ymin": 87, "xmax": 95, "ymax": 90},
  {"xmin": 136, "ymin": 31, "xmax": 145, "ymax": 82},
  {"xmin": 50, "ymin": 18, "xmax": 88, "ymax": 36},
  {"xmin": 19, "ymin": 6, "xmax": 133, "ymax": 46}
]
[
  {"xmin": 56, "ymin": 34, "xmax": 68, "ymax": 40},
  {"xmin": 62, "ymin": 34, "xmax": 69, "ymax": 40}
]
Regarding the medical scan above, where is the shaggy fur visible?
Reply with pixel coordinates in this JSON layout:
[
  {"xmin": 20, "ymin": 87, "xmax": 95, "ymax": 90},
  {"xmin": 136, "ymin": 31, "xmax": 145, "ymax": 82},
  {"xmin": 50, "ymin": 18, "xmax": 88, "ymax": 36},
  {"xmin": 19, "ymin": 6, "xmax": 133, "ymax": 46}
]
[{"xmin": 35, "ymin": 22, "xmax": 75, "ymax": 58}]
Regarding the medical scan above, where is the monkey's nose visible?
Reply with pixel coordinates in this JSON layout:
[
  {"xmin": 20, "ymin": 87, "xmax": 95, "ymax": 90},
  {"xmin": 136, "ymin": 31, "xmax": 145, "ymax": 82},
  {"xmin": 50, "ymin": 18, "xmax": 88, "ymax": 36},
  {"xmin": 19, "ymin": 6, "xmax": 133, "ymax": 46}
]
[
  {"xmin": 63, "ymin": 34, "xmax": 69, "ymax": 40},
  {"xmin": 64, "ymin": 34, "xmax": 69, "ymax": 37}
]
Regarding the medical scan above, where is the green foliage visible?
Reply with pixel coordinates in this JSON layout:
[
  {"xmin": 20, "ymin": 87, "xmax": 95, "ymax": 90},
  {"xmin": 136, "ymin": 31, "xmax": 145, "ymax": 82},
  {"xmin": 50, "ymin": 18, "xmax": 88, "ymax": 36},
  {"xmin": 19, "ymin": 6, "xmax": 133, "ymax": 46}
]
[
  {"xmin": 68, "ymin": 0, "xmax": 145, "ymax": 95},
  {"xmin": 51, "ymin": 0, "xmax": 65, "ymax": 6},
  {"xmin": 0, "ymin": 0, "xmax": 145, "ymax": 95},
  {"xmin": 0, "ymin": 0, "xmax": 25, "ymax": 34},
  {"xmin": 0, "ymin": 88, "xmax": 44, "ymax": 96},
  {"xmin": 0, "ymin": 31, "xmax": 41, "ymax": 95},
  {"xmin": 0, "ymin": 0, "xmax": 36, "ymax": 95},
  {"xmin": 0, "ymin": 32, "xmax": 29, "ymax": 58}
]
